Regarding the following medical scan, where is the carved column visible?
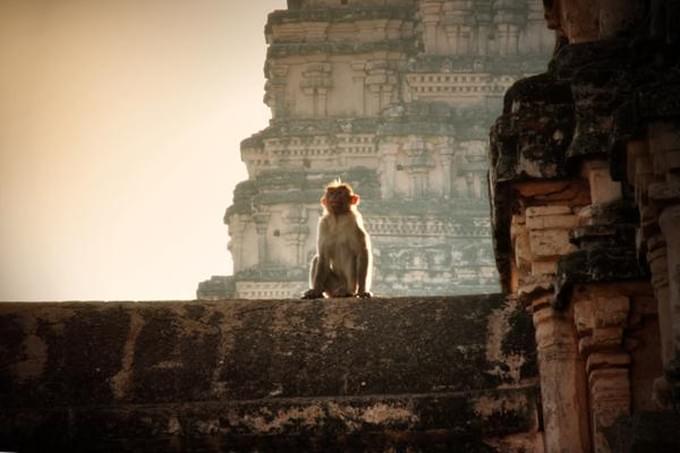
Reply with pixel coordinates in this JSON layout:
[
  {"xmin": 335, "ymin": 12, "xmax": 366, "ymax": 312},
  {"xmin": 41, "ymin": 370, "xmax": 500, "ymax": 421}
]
[
  {"xmin": 647, "ymin": 120, "xmax": 680, "ymax": 404},
  {"xmin": 379, "ymin": 142, "xmax": 399, "ymax": 199},
  {"xmin": 404, "ymin": 137, "xmax": 432, "ymax": 199},
  {"xmin": 283, "ymin": 206, "xmax": 309, "ymax": 267},
  {"xmin": 573, "ymin": 289, "xmax": 631, "ymax": 452},
  {"xmin": 494, "ymin": 0, "xmax": 523, "ymax": 56},
  {"xmin": 443, "ymin": 0, "xmax": 473, "ymax": 55},
  {"xmin": 227, "ymin": 215, "xmax": 248, "ymax": 273},
  {"xmin": 365, "ymin": 60, "xmax": 396, "ymax": 116},
  {"xmin": 659, "ymin": 205, "xmax": 680, "ymax": 403},
  {"xmin": 253, "ymin": 211, "xmax": 271, "ymax": 266},
  {"xmin": 409, "ymin": 167, "xmax": 430, "ymax": 199},
  {"xmin": 474, "ymin": 0, "xmax": 493, "ymax": 56},
  {"xmin": 525, "ymin": 0, "xmax": 549, "ymax": 54},
  {"xmin": 420, "ymin": 1, "xmax": 442, "ymax": 54},
  {"xmin": 626, "ymin": 135, "xmax": 675, "ymax": 405},
  {"xmin": 301, "ymin": 62, "xmax": 332, "ymax": 117},
  {"xmin": 533, "ymin": 296, "xmax": 592, "ymax": 453},
  {"xmin": 461, "ymin": 173, "xmax": 472, "ymax": 198},
  {"xmin": 350, "ymin": 60, "xmax": 367, "ymax": 116},
  {"xmin": 264, "ymin": 63, "xmax": 289, "ymax": 119},
  {"xmin": 439, "ymin": 144, "xmax": 455, "ymax": 198}
]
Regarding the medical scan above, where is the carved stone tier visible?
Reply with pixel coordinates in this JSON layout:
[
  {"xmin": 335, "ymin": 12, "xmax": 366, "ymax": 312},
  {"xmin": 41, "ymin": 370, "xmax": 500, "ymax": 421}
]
[{"xmin": 199, "ymin": 1, "xmax": 552, "ymax": 301}]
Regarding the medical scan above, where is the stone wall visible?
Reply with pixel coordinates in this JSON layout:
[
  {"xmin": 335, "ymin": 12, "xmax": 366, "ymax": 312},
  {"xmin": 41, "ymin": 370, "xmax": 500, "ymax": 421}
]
[{"xmin": 0, "ymin": 295, "xmax": 540, "ymax": 452}]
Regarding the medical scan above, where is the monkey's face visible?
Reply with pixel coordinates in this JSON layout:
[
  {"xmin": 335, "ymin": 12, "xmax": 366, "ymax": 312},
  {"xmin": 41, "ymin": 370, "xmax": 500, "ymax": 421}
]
[{"xmin": 323, "ymin": 187, "xmax": 357, "ymax": 214}]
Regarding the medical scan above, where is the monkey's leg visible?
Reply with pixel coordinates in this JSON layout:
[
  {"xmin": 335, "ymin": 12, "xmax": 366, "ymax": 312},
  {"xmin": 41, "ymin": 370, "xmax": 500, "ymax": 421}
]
[
  {"xmin": 355, "ymin": 249, "xmax": 372, "ymax": 298},
  {"xmin": 302, "ymin": 255, "xmax": 327, "ymax": 299}
]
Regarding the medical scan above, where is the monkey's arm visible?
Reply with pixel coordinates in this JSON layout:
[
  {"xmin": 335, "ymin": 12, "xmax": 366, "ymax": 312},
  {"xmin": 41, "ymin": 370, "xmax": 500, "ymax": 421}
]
[{"xmin": 355, "ymin": 231, "xmax": 372, "ymax": 298}]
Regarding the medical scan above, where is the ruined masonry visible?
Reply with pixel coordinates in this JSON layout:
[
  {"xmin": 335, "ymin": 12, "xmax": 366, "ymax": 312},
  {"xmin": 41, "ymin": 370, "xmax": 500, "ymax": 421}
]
[
  {"xmin": 197, "ymin": 0, "xmax": 553, "ymax": 299},
  {"xmin": 3, "ymin": 1, "xmax": 680, "ymax": 452},
  {"xmin": 489, "ymin": 0, "xmax": 680, "ymax": 450}
]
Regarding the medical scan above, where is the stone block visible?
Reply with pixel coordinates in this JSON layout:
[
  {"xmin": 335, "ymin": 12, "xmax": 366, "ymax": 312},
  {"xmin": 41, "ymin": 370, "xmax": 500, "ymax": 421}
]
[
  {"xmin": 582, "ymin": 160, "xmax": 622, "ymax": 205},
  {"xmin": 525, "ymin": 205, "xmax": 572, "ymax": 217},
  {"xmin": 526, "ymin": 214, "xmax": 579, "ymax": 230},
  {"xmin": 529, "ymin": 229, "xmax": 575, "ymax": 257},
  {"xmin": 586, "ymin": 352, "xmax": 631, "ymax": 374},
  {"xmin": 531, "ymin": 260, "xmax": 557, "ymax": 276}
]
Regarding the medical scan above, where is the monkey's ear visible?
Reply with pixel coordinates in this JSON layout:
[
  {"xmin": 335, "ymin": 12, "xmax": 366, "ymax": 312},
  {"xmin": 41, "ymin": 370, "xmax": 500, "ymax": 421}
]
[
  {"xmin": 350, "ymin": 194, "xmax": 360, "ymax": 205},
  {"xmin": 320, "ymin": 196, "xmax": 327, "ymax": 206}
]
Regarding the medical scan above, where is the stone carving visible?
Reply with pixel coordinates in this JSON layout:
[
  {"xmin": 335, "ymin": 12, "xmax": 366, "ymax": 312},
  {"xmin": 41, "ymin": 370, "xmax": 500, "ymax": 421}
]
[{"xmin": 490, "ymin": 0, "xmax": 680, "ymax": 450}]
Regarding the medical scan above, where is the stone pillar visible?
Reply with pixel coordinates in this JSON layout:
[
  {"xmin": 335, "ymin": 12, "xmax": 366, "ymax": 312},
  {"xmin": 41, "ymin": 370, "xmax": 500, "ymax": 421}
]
[
  {"xmin": 254, "ymin": 212, "xmax": 270, "ymax": 266},
  {"xmin": 350, "ymin": 60, "xmax": 367, "ymax": 116},
  {"xmin": 404, "ymin": 137, "xmax": 432, "ymax": 199},
  {"xmin": 472, "ymin": 172, "xmax": 483, "ymax": 199},
  {"xmin": 533, "ymin": 299, "xmax": 591, "ymax": 453},
  {"xmin": 440, "ymin": 146, "xmax": 455, "ymax": 198},
  {"xmin": 409, "ymin": 168, "xmax": 430, "ymax": 199},
  {"xmin": 264, "ymin": 64, "xmax": 289, "ymax": 119},
  {"xmin": 227, "ymin": 217, "xmax": 248, "ymax": 273},
  {"xmin": 494, "ymin": 1, "xmax": 523, "ymax": 56},
  {"xmin": 283, "ymin": 206, "xmax": 309, "ymax": 267},
  {"xmin": 365, "ymin": 61, "xmax": 396, "ymax": 116},
  {"xmin": 465, "ymin": 173, "xmax": 474, "ymax": 198},
  {"xmin": 524, "ymin": 0, "xmax": 549, "ymax": 54},
  {"xmin": 573, "ymin": 289, "xmax": 632, "ymax": 452},
  {"xmin": 648, "ymin": 120, "xmax": 680, "ymax": 404},
  {"xmin": 316, "ymin": 87, "xmax": 328, "ymax": 117},
  {"xmin": 626, "ymin": 133, "xmax": 676, "ymax": 406},
  {"xmin": 511, "ymin": 198, "xmax": 587, "ymax": 451},
  {"xmin": 659, "ymin": 205, "xmax": 680, "ymax": 357},
  {"xmin": 420, "ymin": 1, "xmax": 442, "ymax": 54},
  {"xmin": 301, "ymin": 62, "xmax": 332, "ymax": 118},
  {"xmin": 474, "ymin": 0, "xmax": 493, "ymax": 56},
  {"xmin": 380, "ymin": 144, "xmax": 399, "ymax": 199},
  {"xmin": 443, "ymin": 0, "xmax": 473, "ymax": 55}
]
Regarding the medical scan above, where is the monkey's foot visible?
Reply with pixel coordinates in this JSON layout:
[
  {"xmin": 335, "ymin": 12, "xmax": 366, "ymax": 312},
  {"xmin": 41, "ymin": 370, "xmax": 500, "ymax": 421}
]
[
  {"xmin": 356, "ymin": 291, "xmax": 372, "ymax": 298},
  {"xmin": 301, "ymin": 289, "xmax": 323, "ymax": 299}
]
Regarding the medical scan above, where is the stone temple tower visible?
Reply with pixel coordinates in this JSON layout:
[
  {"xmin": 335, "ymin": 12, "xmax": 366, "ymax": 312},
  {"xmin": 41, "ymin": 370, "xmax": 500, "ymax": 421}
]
[{"xmin": 198, "ymin": 0, "xmax": 553, "ymax": 299}]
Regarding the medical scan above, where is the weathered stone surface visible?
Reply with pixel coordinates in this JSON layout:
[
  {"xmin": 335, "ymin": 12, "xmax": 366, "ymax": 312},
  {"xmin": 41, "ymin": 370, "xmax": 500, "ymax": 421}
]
[
  {"xmin": 605, "ymin": 411, "xmax": 680, "ymax": 453},
  {"xmin": 0, "ymin": 295, "xmax": 538, "ymax": 451}
]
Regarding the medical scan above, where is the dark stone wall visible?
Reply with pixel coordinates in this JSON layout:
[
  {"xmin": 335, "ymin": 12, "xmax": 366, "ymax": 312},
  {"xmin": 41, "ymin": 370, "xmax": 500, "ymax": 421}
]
[{"xmin": 0, "ymin": 295, "xmax": 538, "ymax": 452}]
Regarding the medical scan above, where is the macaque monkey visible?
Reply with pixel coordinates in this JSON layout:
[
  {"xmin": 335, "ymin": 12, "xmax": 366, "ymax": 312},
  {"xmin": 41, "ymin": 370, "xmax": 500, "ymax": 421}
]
[{"xmin": 302, "ymin": 180, "xmax": 372, "ymax": 299}]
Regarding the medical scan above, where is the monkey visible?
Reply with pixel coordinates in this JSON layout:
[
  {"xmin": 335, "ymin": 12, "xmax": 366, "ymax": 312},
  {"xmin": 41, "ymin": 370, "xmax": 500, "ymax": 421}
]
[{"xmin": 302, "ymin": 180, "xmax": 372, "ymax": 299}]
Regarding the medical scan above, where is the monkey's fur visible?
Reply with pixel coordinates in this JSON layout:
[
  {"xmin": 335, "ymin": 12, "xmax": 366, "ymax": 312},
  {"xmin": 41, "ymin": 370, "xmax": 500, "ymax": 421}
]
[{"xmin": 302, "ymin": 181, "xmax": 372, "ymax": 299}]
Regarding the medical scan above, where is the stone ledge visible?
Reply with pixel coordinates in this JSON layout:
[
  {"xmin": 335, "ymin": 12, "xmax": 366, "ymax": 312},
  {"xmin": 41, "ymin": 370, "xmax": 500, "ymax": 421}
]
[
  {"xmin": 0, "ymin": 295, "xmax": 538, "ymax": 451},
  {"xmin": 1, "ymin": 387, "xmax": 539, "ymax": 453}
]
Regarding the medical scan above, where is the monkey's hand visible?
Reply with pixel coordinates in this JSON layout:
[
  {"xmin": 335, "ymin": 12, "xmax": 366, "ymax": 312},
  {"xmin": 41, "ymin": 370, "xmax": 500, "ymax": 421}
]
[
  {"xmin": 301, "ymin": 289, "xmax": 324, "ymax": 299},
  {"xmin": 355, "ymin": 291, "xmax": 372, "ymax": 298}
]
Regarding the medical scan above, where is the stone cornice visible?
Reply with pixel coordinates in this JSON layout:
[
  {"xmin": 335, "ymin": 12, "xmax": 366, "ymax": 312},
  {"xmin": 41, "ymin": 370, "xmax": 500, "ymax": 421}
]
[{"xmin": 267, "ymin": 40, "xmax": 416, "ymax": 58}]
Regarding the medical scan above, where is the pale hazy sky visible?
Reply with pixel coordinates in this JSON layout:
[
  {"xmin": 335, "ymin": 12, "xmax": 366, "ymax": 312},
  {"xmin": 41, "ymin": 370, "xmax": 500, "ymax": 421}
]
[{"xmin": 0, "ymin": 0, "xmax": 287, "ymax": 301}]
